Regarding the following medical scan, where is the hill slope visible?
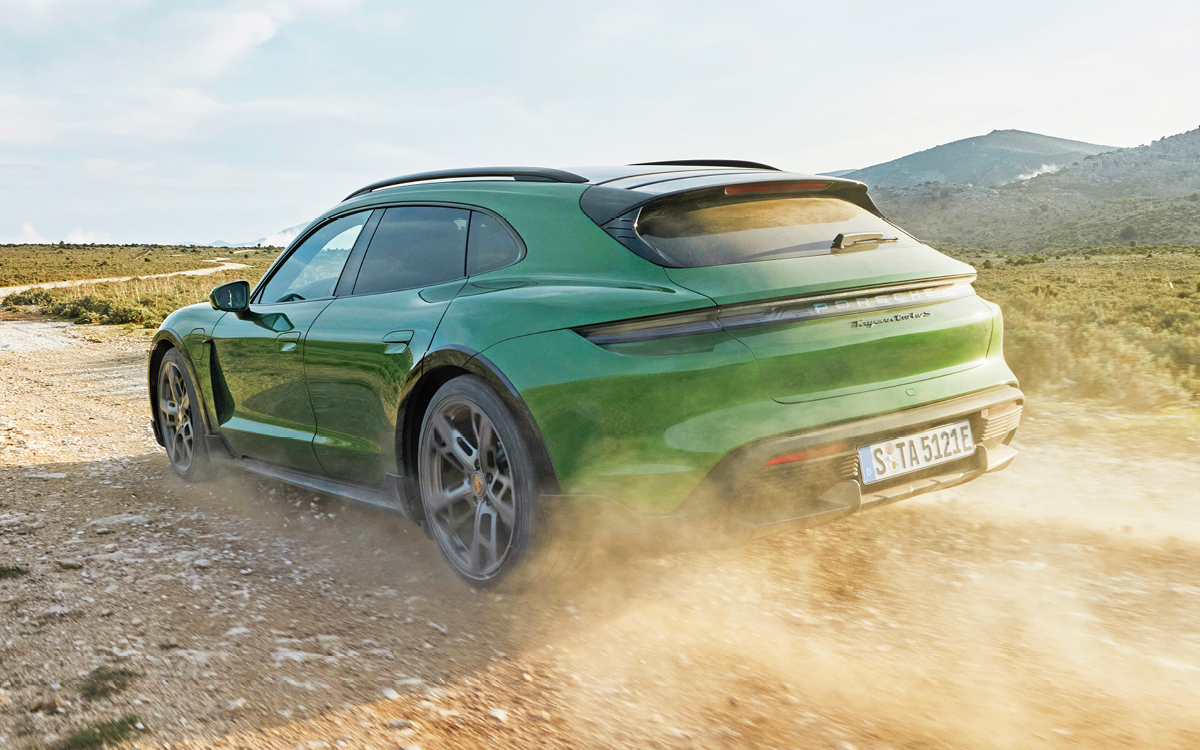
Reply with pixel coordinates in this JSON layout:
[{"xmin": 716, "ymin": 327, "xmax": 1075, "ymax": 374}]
[
  {"xmin": 874, "ymin": 127, "xmax": 1200, "ymax": 251},
  {"xmin": 846, "ymin": 129, "xmax": 1116, "ymax": 188},
  {"xmin": 1015, "ymin": 126, "xmax": 1200, "ymax": 198}
]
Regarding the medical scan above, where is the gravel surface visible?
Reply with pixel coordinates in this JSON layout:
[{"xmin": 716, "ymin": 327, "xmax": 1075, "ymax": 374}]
[
  {"xmin": 3, "ymin": 315, "xmax": 1200, "ymax": 749},
  {"xmin": 0, "ymin": 322, "xmax": 74, "ymax": 354}
]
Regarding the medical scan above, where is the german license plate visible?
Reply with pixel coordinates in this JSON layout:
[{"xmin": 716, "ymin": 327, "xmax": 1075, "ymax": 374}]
[{"xmin": 858, "ymin": 421, "xmax": 974, "ymax": 484}]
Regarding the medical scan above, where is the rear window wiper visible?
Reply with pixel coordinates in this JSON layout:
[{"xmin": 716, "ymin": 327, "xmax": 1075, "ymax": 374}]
[{"xmin": 832, "ymin": 233, "xmax": 898, "ymax": 253}]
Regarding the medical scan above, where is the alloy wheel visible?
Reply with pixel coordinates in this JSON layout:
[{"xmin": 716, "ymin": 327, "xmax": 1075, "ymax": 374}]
[
  {"xmin": 421, "ymin": 398, "xmax": 517, "ymax": 580},
  {"xmin": 158, "ymin": 360, "xmax": 194, "ymax": 472}
]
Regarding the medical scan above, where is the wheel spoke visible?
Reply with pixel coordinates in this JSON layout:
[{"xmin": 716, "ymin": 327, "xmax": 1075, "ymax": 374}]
[
  {"xmin": 426, "ymin": 478, "xmax": 472, "ymax": 515},
  {"xmin": 474, "ymin": 410, "xmax": 495, "ymax": 466},
  {"xmin": 445, "ymin": 499, "xmax": 476, "ymax": 537},
  {"xmin": 160, "ymin": 398, "xmax": 178, "ymax": 426},
  {"xmin": 173, "ymin": 424, "xmax": 191, "ymax": 465},
  {"xmin": 469, "ymin": 503, "xmax": 499, "ymax": 575},
  {"xmin": 487, "ymin": 474, "xmax": 516, "ymax": 529},
  {"xmin": 433, "ymin": 414, "xmax": 477, "ymax": 471}
]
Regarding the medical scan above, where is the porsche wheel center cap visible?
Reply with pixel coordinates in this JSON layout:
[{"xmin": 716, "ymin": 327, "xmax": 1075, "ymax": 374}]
[{"xmin": 470, "ymin": 471, "xmax": 487, "ymax": 497}]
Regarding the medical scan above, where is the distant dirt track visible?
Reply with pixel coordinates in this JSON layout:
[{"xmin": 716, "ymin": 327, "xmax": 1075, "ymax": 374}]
[
  {"xmin": 0, "ymin": 261, "xmax": 249, "ymax": 303},
  {"xmin": 2, "ymin": 314, "xmax": 1199, "ymax": 749}
]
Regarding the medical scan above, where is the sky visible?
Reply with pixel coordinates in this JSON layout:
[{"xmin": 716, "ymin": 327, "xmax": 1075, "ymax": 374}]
[{"xmin": 1, "ymin": 0, "xmax": 1197, "ymax": 246}]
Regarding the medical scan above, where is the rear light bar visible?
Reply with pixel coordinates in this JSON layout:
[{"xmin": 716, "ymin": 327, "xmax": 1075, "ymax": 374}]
[
  {"xmin": 724, "ymin": 181, "xmax": 828, "ymax": 195},
  {"xmin": 764, "ymin": 442, "xmax": 845, "ymax": 466},
  {"xmin": 980, "ymin": 400, "xmax": 1021, "ymax": 419},
  {"xmin": 575, "ymin": 277, "xmax": 976, "ymax": 346}
]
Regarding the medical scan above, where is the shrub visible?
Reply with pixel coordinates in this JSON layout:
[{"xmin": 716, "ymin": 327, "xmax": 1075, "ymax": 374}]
[
  {"xmin": 79, "ymin": 666, "xmax": 141, "ymax": 700},
  {"xmin": 3, "ymin": 288, "xmax": 56, "ymax": 307},
  {"xmin": 55, "ymin": 715, "xmax": 142, "ymax": 750},
  {"xmin": 2, "ymin": 270, "xmax": 263, "ymax": 326},
  {"xmin": 975, "ymin": 253, "xmax": 1200, "ymax": 409}
]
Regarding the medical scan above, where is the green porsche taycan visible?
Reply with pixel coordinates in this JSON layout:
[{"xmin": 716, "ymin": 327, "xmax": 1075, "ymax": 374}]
[{"xmin": 149, "ymin": 162, "xmax": 1022, "ymax": 587}]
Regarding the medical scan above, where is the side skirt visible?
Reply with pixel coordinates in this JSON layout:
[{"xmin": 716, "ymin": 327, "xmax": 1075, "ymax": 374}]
[{"xmin": 235, "ymin": 459, "xmax": 412, "ymax": 520}]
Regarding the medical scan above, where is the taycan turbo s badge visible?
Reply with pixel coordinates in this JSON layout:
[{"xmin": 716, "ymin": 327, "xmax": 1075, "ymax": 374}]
[{"xmin": 852, "ymin": 310, "xmax": 932, "ymax": 329}]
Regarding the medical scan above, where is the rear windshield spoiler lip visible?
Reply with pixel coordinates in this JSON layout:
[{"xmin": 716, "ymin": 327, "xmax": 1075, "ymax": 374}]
[{"xmin": 579, "ymin": 173, "xmax": 882, "ymax": 227}]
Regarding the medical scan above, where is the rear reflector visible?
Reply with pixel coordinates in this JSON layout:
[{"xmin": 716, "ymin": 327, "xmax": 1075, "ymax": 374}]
[
  {"xmin": 725, "ymin": 181, "xmax": 828, "ymax": 195},
  {"xmin": 765, "ymin": 442, "xmax": 845, "ymax": 466}
]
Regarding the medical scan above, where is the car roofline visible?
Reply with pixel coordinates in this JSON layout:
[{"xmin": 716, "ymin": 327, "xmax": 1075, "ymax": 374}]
[
  {"xmin": 343, "ymin": 167, "xmax": 590, "ymax": 202},
  {"xmin": 342, "ymin": 162, "xmax": 796, "ymax": 202},
  {"xmin": 336, "ymin": 164, "xmax": 878, "ymax": 224},
  {"xmin": 631, "ymin": 159, "xmax": 781, "ymax": 171}
]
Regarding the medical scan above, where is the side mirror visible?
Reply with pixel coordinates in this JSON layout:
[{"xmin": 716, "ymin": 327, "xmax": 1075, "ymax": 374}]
[{"xmin": 209, "ymin": 280, "xmax": 250, "ymax": 313}]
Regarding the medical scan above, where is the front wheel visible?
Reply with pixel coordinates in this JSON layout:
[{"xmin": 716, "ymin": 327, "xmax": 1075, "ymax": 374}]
[
  {"xmin": 417, "ymin": 376, "xmax": 579, "ymax": 588},
  {"xmin": 156, "ymin": 348, "xmax": 213, "ymax": 482}
]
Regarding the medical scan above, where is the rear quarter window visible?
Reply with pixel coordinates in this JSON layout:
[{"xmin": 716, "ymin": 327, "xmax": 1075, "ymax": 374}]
[{"xmin": 466, "ymin": 211, "xmax": 523, "ymax": 275}]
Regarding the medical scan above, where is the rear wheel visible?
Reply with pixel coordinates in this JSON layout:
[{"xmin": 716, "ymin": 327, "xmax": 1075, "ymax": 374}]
[
  {"xmin": 417, "ymin": 376, "xmax": 579, "ymax": 588},
  {"xmin": 156, "ymin": 348, "xmax": 212, "ymax": 482}
]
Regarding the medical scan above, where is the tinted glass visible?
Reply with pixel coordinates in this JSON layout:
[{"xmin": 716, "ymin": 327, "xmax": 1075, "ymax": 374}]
[
  {"xmin": 466, "ymin": 211, "xmax": 522, "ymax": 275},
  {"xmin": 353, "ymin": 206, "xmax": 469, "ymax": 295},
  {"xmin": 259, "ymin": 212, "xmax": 367, "ymax": 303},
  {"xmin": 636, "ymin": 195, "xmax": 914, "ymax": 268}
]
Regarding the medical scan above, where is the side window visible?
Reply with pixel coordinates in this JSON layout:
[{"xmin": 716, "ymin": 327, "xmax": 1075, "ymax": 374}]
[
  {"xmin": 259, "ymin": 212, "xmax": 368, "ymax": 303},
  {"xmin": 466, "ymin": 211, "xmax": 523, "ymax": 275},
  {"xmin": 352, "ymin": 206, "xmax": 469, "ymax": 295}
]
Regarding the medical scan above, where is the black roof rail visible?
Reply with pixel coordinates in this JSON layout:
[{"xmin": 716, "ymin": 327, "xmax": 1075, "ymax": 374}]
[
  {"xmin": 631, "ymin": 159, "xmax": 781, "ymax": 171},
  {"xmin": 343, "ymin": 167, "xmax": 589, "ymax": 201}
]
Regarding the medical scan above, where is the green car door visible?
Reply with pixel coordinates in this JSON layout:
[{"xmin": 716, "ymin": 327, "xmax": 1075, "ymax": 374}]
[
  {"xmin": 210, "ymin": 211, "xmax": 371, "ymax": 469},
  {"xmin": 305, "ymin": 205, "xmax": 479, "ymax": 486}
]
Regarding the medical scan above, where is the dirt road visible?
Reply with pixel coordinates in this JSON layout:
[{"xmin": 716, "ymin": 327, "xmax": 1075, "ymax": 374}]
[
  {"xmin": 2, "ymin": 316, "xmax": 1200, "ymax": 749},
  {"xmin": 0, "ymin": 262, "xmax": 249, "ymax": 304}
]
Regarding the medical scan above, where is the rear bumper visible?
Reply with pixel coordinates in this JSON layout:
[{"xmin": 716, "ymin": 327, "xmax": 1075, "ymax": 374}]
[
  {"xmin": 682, "ymin": 384, "xmax": 1023, "ymax": 516},
  {"xmin": 746, "ymin": 440, "xmax": 1017, "ymax": 541},
  {"xmin": 543, "ymin": 385, "xmax": 1022, "ymax": 547}
]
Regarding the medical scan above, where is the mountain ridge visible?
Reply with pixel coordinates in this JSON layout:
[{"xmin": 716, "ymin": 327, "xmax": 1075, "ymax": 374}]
[
  {"xmin": 843, "ymin": 129, "xmax": 1117, "ymax": 188},
  {"xmin": 872, "ymin": 126, "xmax": 1200, "ymax": 250}
]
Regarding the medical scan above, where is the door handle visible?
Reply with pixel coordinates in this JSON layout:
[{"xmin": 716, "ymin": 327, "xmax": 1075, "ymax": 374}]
[
  {"xmin": 382, "ymin": 330, "xmax": 414, "ymax": 344},
  {"xmin": 383, "ymin": 330, "xmax": 414, "ymax": 355},
  {"xmin": 275, "ymin": 331, "xmax": 301, "ymax": 352}
]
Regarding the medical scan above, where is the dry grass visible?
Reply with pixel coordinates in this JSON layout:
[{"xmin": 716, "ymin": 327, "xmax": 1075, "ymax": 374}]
[
  {"xmin": 4, "ymin": 267, "xmax": 272, "ymax": 326},
  {"xmin": 0, "ymin": 243, "xmax": 281, "ymax": 286},
  {"xmin": 959, "ymin": 247, "xmax": 1200, "ymax": 408}
]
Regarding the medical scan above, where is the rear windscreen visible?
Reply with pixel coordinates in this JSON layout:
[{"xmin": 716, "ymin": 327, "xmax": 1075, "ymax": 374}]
[{"xmin": 635, "ymin": 194, "xmax": 914, "ymax": 268}]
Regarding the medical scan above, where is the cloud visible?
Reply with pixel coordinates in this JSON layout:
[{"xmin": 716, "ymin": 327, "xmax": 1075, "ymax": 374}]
[
  {"xmin": 163, "ymin": 8, "xmax": 281, "ymax": 80},
  {"xmin": 4, "ymin": 223, "xmax": 106, "ymax": 244},
  {"xmin": 64, "ymin": 228, "xmax": 105, "ymax": 243},
  {"xmin": 0, "ymin": 92, "xmax": 59, "ymax": 145},
  {"xmin": 15, "ymin": 222, "xmax": 47, "ymax": 243},
  {"xmin": 1, "ymin": 1, "xmax": 1197, "ymax": 243}
]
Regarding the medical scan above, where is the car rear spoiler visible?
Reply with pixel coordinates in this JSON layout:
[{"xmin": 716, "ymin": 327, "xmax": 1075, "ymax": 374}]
[{"xmin": 578, "ymin": 173, "xmax": 884, "ymax": 227}]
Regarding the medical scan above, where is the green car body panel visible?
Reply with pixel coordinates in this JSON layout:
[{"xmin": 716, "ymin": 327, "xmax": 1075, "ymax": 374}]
[{"xmin": 151, "ymin": 166, "xmax": 1020, "ymax": 529}]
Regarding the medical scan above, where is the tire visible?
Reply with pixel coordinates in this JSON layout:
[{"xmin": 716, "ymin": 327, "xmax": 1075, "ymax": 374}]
[
  {"xmin": 417, "ymin": 375, "xmax": 583, "ymax": 589},
  {"xmin": 156, "ymin": 348, "xmax": 213, "ymax": 483}
]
